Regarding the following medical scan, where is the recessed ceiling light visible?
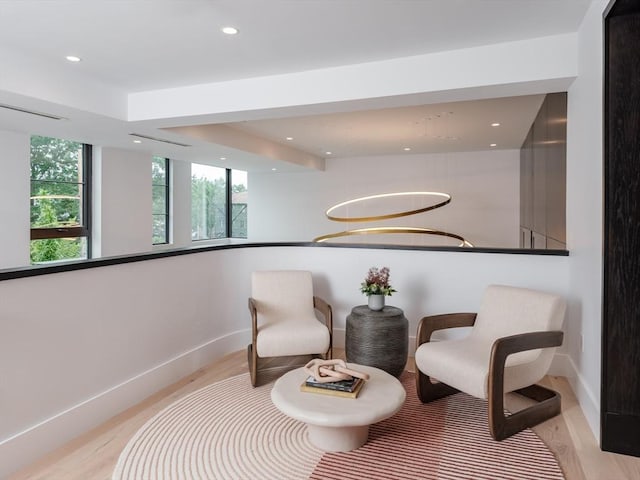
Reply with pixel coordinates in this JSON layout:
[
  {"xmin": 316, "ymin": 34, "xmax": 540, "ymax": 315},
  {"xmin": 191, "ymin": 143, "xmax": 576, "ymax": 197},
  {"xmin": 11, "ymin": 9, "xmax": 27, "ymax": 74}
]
[
  {"xmin": 491, "ymin": 122, "xmax": 501, "ymax": 127},
  {"xmin": 286, "ymin": 136, "xmax": 293, "ymax": 141},
  {"xmin": 490, "ymin": 143, "xmax": 497, "ymax": 147},
  {"xmin": 403, "ymin": 147, "xmax": 411, "ymax": 151},
  {"xmin": 222, "ymin": 26, "xmax": 239, "ymax": 35},
  {"xmin": 271, "ymin": 168, "xmax": 277, "ymax": 171},
  {"xmin": 65, "ymin": 55, "xmax": 81, "ymax": 62},
  {"xmin": 220, "ymin": 157, "xmax": 226, "ymax": 160},
  {"xmin": 325, "ymin": 151, "xmax": 332, "ymax": 155},
  {"xmin": 132, "ymin": 139, "xmax": 142, "ymax": 144}
]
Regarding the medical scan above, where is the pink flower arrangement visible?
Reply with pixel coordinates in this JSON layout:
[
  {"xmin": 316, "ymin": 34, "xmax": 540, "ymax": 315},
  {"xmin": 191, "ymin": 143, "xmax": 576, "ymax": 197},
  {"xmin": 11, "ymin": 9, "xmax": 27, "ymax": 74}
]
[{"xmin": 360, "ymin": 266, "xmax": 397, "ymax": 296}]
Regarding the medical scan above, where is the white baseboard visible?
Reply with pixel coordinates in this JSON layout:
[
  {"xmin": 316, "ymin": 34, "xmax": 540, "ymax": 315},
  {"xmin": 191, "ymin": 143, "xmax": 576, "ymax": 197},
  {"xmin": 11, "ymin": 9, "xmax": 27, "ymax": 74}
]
[
  {"xmin": 549, "ymin": 351, "xmax": 573, "ymax": 377},
  {"xmin": 558, "ymin": 354, "xmax": 600, "ymax": 440},
  {"xmin": 2, "ymin": 330, "xmax": 601, "ymax": 478},
  {"xmin": 549, "ymin": 352, "xmax": 599, "ymax": 439},
  {"xmin": 0, "ymin": 329, "xmax": 251, "ymax": 479},
  {"xmin": 333, "ymin": 327, "xmax": 346, "ymax": 349}
]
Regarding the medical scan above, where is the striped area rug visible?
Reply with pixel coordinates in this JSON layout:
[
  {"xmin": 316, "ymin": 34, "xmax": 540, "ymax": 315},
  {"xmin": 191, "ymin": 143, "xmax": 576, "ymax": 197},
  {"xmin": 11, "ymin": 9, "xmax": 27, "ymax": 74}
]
[{"xmin": 113, "ymin": 372, "xmax": 565, "ymax": 480}]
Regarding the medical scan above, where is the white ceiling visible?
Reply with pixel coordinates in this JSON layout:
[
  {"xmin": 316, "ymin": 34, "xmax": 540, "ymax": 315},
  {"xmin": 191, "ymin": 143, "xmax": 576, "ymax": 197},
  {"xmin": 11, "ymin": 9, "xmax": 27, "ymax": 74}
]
[
  {"xmin": 0, "ymin": 0, "xmax": 590, "ymax": 169},
  {"xmin": 225, "ymin": 95, "xmax": 546, "ymax": 157}
]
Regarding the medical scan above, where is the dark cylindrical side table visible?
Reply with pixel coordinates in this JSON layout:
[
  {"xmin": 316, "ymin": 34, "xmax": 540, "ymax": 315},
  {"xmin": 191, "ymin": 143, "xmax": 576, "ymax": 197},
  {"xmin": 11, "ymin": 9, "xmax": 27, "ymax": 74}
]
[{"xmin": 346, "ymin": 305, "xmax": 408, "ymax": 377}]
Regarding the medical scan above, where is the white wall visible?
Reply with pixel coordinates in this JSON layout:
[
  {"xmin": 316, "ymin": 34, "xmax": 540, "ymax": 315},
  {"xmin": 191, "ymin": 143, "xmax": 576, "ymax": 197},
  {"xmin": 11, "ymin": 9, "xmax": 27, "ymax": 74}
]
[
  {"xmin": 0, "ymin": 245, "xmax": 570, "ymax": 477},
  {"xmin": 0, "ymin": 136, "xmax": 233, "ymax": 266},
  {"xmin": 250, "ymin": 150, "xmax": 520, "ymax": 248},
  {"xmin": 564, "ymin": 0, "xmax": 608, "ymax": 437},
  {"xmin": 168, "ymin": 159, "xmax": 192, "ymax": 248},
  {"xmin": 0, "ymin": 139, "xmax": 196, "ymax": 265},
  {"xmin": 0, "ymin": 45, "xmax": 127, "ymax": 119},
  {"xmin": 92, "ymin": 147, "xmax": 152, "ymax": 257},
  {"xmin": 129, "ymin": 33, "xmax": 577, "ymax": 122},
  {"xmin": 0, "ymin": 9, "xmax": 610, "ymax": 474},
  {"xmin": 0, "ymin": 130, "xmax": 29, "ymax": 268}
]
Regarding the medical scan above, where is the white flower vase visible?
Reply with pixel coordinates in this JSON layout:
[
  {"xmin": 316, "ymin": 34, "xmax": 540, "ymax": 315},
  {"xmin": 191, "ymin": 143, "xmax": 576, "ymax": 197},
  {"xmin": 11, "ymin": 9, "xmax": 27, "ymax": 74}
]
[{"xmin": 368, "ymin": 294, "xmax": 385, "ymax": 311}]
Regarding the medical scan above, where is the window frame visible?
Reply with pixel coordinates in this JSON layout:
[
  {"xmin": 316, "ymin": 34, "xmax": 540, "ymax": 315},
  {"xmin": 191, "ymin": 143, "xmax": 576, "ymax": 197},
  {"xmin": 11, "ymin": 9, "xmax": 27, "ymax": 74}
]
[
  {"xmin": 191, "ymin": 163, "xmax": 228, "ymax": 241},
  {"xmin": 191, "ymin": 166, "xmax": 248, "ymax": 242},
  {"xmin": 152, "ymin": 156, "xmax": 170, "ymax": 245},
  {"xmin": 225, "ymin": 168, "xmax": 232, "ymax": 237},
  {"xmin": 230, "ymin": 169, "xmax": 248, "ymax": 239},
  {"xmin": 30, "ymin": 142, "xmax": 92, "ymax": 258}
]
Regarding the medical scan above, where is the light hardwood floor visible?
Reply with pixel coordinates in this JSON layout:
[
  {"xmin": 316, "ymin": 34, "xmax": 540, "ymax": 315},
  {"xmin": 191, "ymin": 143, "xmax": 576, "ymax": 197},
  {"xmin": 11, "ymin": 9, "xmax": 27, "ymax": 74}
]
[{"xmin": 8, "ymin": 349, "xmax": 640, "ymax": 480}]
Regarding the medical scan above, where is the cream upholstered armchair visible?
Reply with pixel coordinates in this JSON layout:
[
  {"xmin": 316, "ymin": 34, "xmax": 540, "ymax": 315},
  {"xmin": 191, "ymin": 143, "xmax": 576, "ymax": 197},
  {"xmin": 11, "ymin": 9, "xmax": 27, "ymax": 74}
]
[
  {"xmin": 248, "ymin": 270, "xmax": 332, "ymax": 387},
  {"xmin": 414, "ymin": 284, "xmax": 566, "ymax": 440}
]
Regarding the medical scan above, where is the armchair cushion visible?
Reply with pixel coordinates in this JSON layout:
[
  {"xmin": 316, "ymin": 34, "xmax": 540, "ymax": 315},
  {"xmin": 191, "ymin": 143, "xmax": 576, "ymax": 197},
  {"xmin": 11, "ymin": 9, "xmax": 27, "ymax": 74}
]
[
  {"xmin": 251, "ymin": 270, "xmax": 330, "ymax": 357},
  {"xmin": 415, "ymin": 336, "xmax": 555, "ymax": 399},
  {"xmin": 257, "ymin": 318, "xmax": 330, "ymax": 357},
  {"xmin": 252, "ymin": 270, "xmax": 316, "ymax": 320},
  {"xmin": 473, "ymin": 285, "xmax": 566, "ymax": 341},
  {"xmin": 414, "ymin": 285, "xmax": 566, "ymax": 399}
]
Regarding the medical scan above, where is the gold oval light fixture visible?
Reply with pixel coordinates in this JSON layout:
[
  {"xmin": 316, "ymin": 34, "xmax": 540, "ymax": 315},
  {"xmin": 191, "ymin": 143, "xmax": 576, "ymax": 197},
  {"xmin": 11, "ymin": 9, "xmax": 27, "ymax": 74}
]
[
  {"xmin": 325, "ymin": 191, "xmax": 451, "ymax": 223},
  {"xmin": 313, "ymin": 226, "xmax": 473, "ymax": 247}
]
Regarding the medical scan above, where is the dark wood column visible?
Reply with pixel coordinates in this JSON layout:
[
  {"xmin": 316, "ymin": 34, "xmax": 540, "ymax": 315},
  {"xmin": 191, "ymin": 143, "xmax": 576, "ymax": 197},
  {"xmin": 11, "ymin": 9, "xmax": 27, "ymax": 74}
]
[{"xmin": 603, "ymin": 0, "xmax": 640, "ymax": 457}]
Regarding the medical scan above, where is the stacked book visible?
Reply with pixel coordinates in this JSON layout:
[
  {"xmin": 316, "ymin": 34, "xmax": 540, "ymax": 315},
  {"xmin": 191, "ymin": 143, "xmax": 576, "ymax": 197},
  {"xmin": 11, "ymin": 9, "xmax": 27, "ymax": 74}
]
[{"xmin": 300, "ymin": 375, "xmax": 365, "ymax": 399}]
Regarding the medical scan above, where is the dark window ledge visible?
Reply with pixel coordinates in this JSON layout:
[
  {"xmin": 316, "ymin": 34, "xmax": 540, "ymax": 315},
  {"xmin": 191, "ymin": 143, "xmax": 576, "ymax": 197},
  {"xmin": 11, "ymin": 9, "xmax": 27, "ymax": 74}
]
[{"xmin": 0, "ymin": 242, "xmax": 569, "ymax": 282}]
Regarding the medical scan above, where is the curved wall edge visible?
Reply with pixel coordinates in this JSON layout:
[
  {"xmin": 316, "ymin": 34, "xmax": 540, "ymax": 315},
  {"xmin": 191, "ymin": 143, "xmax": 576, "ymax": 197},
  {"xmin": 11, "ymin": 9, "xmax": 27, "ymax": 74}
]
[{"xmin": 0, "ymin": 245, "xmax": 578, "ymax": 477}]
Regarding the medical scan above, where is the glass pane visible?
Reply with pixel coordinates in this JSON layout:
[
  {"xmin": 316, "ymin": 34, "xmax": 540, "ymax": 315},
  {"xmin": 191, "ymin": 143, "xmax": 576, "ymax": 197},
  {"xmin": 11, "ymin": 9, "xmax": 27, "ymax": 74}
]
[
  {"xmin": 231, "ymin": 203, "xmax": 248, "ymax": 238},
  {"xmin": 30, "ymin": 237, "xmax": 87, "ymax": 264},
  {"xmin": 152, "ymin": 157, "xmax": 167, "ymax": 185},
  {"xmin": 152, "ymin": 185, "xmax": 167, "ymax": 215},
  {"xmin": 191, "ymin": 164, "xmax": 227, "ymax": 240},
  {"xmin": 231, "ymin": 169, "xmax": 248, "ymax": 238},
  {"xmin": 30, "ymin": 136, "xmax": 83, "ymax": 182},
  {"xmin": 153, "ymin": 215, "xmax": 167, "ymax": 244},
  {"xmin": 30, "ymin": 181, "xmax": 82, "ymax": 228}
]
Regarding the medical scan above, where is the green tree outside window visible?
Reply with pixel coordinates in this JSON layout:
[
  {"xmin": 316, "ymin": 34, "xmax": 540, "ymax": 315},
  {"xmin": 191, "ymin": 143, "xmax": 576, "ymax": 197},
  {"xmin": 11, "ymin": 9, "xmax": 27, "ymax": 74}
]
[{"xmin": 30, "ymin": 135, "xmax": 87, "ymax": 263}]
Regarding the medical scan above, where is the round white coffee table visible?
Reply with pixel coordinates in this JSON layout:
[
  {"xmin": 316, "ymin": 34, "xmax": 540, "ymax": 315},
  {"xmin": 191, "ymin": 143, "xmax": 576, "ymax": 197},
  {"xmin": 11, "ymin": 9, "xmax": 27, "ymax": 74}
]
[{"xmin": 270, "ymin": 364, "xmax": 406, "ymax": 452}]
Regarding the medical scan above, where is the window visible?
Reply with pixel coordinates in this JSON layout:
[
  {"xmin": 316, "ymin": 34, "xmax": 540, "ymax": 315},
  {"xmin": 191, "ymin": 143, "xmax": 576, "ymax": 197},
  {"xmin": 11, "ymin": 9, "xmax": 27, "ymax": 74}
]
[
  {"xmin": 231, "ymin": 169, "xmax": 248, "ymax": 238},
  {"xmin": 191, "ymin": 164, "xmax": 227, "ymax": 240},
  {"xmin": 191, "ymin": 165, "xmax": 248, "ymax": 241},
  {"xmin": 152, "ymin": 156, "xmax": 170, "ymax": 244},
  {"xmin": 30, "ymin": 135, "xmax": 91, "ymax": 264}
]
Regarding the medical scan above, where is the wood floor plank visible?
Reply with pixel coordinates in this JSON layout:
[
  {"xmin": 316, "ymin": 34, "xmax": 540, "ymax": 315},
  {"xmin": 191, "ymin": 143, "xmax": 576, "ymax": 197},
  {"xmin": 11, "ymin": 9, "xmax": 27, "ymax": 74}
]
[{"xmin": 8, "ymin": 349, "xmax": 640, "ymax": 480}]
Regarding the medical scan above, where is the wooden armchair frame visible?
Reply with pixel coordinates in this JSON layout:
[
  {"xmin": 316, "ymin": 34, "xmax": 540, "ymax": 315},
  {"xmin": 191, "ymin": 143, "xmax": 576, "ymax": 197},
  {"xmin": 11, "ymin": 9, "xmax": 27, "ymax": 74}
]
[
  {"xmin": 416, "ymin": 312, "xmax": 564, "ymax": 440},
  {"xmin": 248, "ymin": 296, "xmax": 333, "ymax": 387}
]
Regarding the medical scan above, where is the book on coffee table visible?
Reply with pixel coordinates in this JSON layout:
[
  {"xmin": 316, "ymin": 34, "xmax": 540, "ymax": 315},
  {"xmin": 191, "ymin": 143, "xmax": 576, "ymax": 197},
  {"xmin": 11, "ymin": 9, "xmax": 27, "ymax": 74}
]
[
  {"xmin": 304, "ymin": 375, "xmax": 362, "ymax": 391},
  {"xmin": 300, "ymin": 376, "xmax": 365, "ymax": 398}
]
